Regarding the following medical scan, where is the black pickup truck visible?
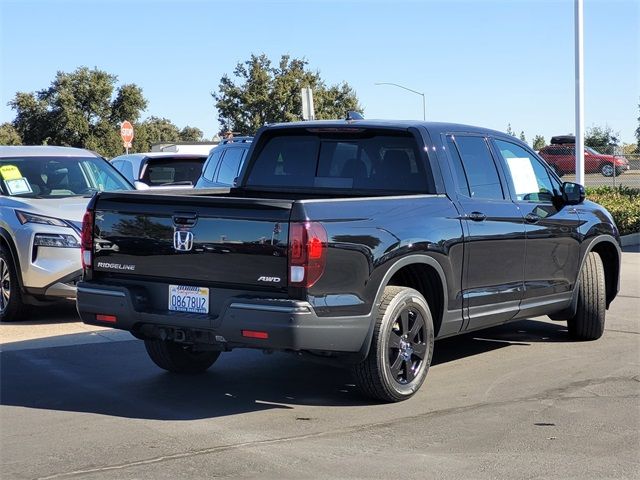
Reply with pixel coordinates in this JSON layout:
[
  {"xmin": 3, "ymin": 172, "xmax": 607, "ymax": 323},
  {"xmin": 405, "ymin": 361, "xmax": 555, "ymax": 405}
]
[{"xmin": 77, "ymin": 119, "xmax": 621, "ymax": 402}]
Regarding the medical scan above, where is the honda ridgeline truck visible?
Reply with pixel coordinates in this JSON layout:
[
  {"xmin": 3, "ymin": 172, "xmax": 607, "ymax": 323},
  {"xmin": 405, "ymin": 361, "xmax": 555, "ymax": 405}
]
[{"xmin": 77, "ymin": 119, "xmax": 621, "ymax": 402}]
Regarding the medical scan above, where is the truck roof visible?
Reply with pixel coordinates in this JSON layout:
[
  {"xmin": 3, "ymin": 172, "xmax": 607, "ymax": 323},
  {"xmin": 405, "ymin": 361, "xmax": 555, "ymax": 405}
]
[{"xmin": 262, "ymin": 119, "xmax": 508, "ymax": 138}]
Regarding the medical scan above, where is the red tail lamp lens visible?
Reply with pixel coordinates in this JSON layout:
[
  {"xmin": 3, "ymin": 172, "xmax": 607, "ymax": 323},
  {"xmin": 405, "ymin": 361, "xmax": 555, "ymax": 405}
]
[
  {"xmin": 288, "ymin": 222, "xmax": 327, "ymax": 287},
  {"xmin": 81, "ymin": 210, "xmax": 94, "ymax": 269}
]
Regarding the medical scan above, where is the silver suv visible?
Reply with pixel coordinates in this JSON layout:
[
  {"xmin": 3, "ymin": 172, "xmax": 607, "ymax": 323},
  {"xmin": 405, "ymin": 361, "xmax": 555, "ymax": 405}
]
[{"xmin": 0, "ymin": 146, "xmax": 133, "ymax": 321}]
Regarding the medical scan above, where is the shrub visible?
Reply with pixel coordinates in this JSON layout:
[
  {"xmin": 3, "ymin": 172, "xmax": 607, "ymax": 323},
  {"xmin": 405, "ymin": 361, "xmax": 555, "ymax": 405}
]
[{"xmin": 586, "ymin": 186, "xmax": 640, "ymax": 236}]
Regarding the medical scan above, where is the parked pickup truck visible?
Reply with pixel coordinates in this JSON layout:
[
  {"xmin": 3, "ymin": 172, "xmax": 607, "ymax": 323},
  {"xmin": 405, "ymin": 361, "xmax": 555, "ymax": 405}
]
[{"xmin": 77, "ymin": 119, "xmax": 621, "ymax": 402}]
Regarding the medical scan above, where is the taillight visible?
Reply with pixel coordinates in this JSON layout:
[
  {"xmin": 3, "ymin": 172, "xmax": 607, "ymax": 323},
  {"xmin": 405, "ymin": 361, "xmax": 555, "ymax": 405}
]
[
  {"xmin": 288, "ymin": 222, "xmax": 327, "ymax": 287},
  {"xmin": 81, "ymin": 210, "xmax": 94, "ymax": 269}
]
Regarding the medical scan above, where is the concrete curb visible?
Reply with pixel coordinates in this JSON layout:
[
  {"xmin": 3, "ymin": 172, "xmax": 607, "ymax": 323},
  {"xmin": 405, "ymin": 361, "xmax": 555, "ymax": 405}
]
[{"xmin": 620, "ymin": 232, "xmax": 640, "ymax": 247}]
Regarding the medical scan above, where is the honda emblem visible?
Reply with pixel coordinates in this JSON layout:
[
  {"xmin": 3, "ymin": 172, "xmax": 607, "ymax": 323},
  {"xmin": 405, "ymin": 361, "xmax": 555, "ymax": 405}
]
[{"xmin": 173, "ymin": 230, "xmax": 194, "ymax": 252}]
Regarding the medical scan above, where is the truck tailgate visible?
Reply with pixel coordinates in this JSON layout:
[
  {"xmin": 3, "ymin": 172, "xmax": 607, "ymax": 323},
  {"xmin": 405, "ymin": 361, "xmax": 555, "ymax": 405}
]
[{"xmin": 91, "ymin": 192, "xmax": 292, "ymax": 290}]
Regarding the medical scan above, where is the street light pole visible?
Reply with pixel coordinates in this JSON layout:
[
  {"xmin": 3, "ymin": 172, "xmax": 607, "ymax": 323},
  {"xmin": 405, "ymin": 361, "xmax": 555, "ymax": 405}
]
[
  {"xmin": 575, "ymin": 0, "xmax": 585, "ymax": 186},
  {"xmin": 375, "ymin": 82, "xmax": 426, "ymax": 121}
]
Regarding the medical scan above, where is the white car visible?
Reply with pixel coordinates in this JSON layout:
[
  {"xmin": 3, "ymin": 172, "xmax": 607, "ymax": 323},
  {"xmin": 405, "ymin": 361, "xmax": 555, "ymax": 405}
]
[
  {"xmin": 0, "ymin": 146, "xmax": 133, "ymax": 321},
  {"xmin": 110, "ymin": 152, "xmax": 208, "ymax": 189}
]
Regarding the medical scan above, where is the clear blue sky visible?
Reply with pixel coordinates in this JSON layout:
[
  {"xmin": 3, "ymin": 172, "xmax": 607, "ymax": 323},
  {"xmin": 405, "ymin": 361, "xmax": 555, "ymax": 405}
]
[{"xmin": 1, "ymin": 0, "xmax": 638, "ymax": 144}]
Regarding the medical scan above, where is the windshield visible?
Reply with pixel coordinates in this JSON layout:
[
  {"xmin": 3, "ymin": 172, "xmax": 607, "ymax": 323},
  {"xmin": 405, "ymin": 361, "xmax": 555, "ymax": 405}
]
[
  {"xmin": 0, "ymin": 156, "xmax": 133, "ymax": 198},
  {"xmin": 585, "ymin": 147, "xmax": 601, "ymax": 155}
]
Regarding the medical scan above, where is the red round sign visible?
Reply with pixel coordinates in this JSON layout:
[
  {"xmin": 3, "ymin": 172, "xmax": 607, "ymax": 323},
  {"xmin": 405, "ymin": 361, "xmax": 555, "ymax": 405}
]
[{"xmin": 120, "ymin": 121, "xmax": 134, "ymax": 144}]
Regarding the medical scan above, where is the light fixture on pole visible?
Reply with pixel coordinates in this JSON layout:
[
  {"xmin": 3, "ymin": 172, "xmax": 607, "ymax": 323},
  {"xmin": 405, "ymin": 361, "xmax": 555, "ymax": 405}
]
[{"xmin": 375, "ymin": 82, "xmax": 426, "ymax": 121}]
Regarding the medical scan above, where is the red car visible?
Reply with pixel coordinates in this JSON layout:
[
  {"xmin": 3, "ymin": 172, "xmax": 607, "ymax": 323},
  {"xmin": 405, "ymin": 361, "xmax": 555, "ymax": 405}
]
[{"xmin": 538, "ymin": 143, "xmax": 629, "ymax": 177}]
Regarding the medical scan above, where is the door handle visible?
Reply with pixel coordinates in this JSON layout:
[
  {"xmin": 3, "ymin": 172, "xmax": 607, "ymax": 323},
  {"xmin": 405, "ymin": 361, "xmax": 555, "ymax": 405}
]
[
  {"xmin": 525, "ymin": 213, "xmax": 540, "ymax": 223},
  {"xmin": 468, "ymin": 212, "xmax": 486, "ymax": 222},
  {"xmin": 173, "ymin": 212, "xmax": 198, "ymax": 227}
]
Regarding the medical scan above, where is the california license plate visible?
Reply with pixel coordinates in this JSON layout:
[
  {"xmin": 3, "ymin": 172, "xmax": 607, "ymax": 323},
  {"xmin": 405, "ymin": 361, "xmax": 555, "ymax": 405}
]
[{"xmin": 168, "ymin": 285, "xmax": 209, "ymax": 314}]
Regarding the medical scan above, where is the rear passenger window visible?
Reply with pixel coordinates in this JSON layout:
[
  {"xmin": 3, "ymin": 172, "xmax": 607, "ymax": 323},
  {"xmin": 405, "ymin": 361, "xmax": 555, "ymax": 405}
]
[
  {"xmin": 446, "ymin": 137, "xmax": 470, "ymax": 196},
  {"xmin": 453, "ymin": 136, "xmax": 504, "ymax": 200},
  {"xmin": 113, "ymin": 160, "xmax": 134, "ymax": 183},
  {"xmin": 216, "ymin": 148, "xmax": 245, "ymax": 185},
  {"xmin": 203, "ymin": 149, "xmax": 223, "ymax": 181}
]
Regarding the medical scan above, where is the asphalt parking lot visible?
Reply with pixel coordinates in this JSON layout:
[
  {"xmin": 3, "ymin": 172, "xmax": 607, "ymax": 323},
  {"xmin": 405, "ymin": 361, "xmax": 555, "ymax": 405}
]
[
  {"xmin": 1, "ymin": 249, "xmax": 638, "ymax": 479},
  {"xmin": 562, "ymin": 170, "xmax": 640, "ymax": 188}
]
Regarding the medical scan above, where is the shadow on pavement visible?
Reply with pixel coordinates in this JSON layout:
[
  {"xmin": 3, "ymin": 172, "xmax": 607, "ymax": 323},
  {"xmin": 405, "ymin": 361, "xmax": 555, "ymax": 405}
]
[
  {"xmin": 17, "ymin": 301, "xmax": 79, "ymax": 325},
  {"xmin": 1, "ymin": 318, "xmax": 570, "ymax": 420}
]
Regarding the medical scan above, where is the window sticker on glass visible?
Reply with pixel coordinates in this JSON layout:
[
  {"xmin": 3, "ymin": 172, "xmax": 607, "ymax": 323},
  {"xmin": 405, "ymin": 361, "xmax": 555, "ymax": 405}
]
[
  {"xmin": 4, "ymin": 178, "xmax": 33, "ymax": 195},
  {"xmin": 0, "ymin": 165, "xmax": 23, "ymax": 181},
  {"xmin": 506, "ymin": 157, "xmax": 538, "ymax": 197}
]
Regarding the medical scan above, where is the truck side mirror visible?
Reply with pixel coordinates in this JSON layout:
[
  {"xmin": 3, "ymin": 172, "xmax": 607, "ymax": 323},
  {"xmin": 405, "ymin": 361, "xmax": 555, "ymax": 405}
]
[
  {"xmin": 134, "ymin": 181, "xmax": 150, "ymax": 190},
  {"xmin": 562, "ymin": 182, "xmax": 585, "ymax": 205}
]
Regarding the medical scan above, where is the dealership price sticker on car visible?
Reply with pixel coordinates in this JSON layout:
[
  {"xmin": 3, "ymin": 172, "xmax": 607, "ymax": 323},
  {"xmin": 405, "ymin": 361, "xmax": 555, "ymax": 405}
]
[{"xmin": 169, "ymin": 285, "xmax": 209, "ymax": 314}]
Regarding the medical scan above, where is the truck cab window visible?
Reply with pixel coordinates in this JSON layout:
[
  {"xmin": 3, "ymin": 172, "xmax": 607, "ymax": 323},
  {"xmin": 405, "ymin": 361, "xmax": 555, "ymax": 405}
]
[
  {"xmin": 445, "ymin": 137, "xmax": 471, "ymax": 196},
  {"xmin": 495, "ymin": 139, "xmax": 556, "ymax": 202},
  {"xmin": 452, "ymin": 136, "xmax": 504, "ymax": 200}
]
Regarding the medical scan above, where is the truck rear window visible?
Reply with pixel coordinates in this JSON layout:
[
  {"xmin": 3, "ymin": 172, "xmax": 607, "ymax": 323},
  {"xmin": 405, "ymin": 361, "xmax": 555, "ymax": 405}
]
[{"xmin": 245, "ymin": 132, "xmax": 431, "ymax": 193}]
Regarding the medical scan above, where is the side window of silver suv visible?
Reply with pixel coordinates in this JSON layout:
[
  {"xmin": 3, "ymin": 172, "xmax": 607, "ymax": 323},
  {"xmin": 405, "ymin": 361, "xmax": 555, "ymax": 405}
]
[{"xmin": 202, "ymin": 149, "xmax": 223, "ymax": 181}]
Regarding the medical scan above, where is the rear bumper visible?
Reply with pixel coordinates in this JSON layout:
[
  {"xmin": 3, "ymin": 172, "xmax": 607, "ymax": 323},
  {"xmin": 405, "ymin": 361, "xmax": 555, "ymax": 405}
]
[{"xmin": 76, "ymin": 282, "xmax": 372, "ymax": 354}]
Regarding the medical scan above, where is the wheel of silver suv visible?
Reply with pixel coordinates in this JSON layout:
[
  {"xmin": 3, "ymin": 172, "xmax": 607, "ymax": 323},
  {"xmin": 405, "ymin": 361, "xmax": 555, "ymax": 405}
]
[
  {"xmin": 0, "ymin": 256, "xmax": 10, "ymax": 313},
  {"xmin": 0, "ymin": 246, "xmax": 26, "ymax": 322}
]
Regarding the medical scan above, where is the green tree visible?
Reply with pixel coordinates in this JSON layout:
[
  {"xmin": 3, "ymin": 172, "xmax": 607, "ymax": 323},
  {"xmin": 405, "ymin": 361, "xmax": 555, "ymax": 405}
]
[
  {"xmin": 519, "ymin": 131, "xmax": 527, "ymax": 143},
  {"xmin": 213, "ymin": 53, "xmax": 361, "ymax": 134},
  {"xmin": 8, "ymin": 67, "xmax": 147, "ymax": 157},
  {"xmin": 532, "ymin": 135, "xmax": 546, "ymax": 151},
  {"xmin": 132, "ymin": 116, "xmax": 180, "ymax": 152},
  {"xmin": 506, "ymin": 123, "xmax": 515, "ymax": 136},
  {"xmin": 0, "ymin": 122, "xmax": 22, "ymax": 145},
  {"xmin": 179, "ymin": 126, "xmax": 204, "ymax": 142},
  {"xmin": 585, "ymin": 125, "xmax": 619, "ymax": 153}
]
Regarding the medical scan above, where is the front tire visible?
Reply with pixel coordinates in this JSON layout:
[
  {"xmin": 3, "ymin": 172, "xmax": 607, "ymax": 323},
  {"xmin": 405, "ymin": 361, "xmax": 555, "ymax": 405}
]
[
  {"xmin": 0, "ymin": 246, "xmax": 26, "ymax": 322},
  {"xmin": 352, "ymin": 286, "xmax": 434, "ymax": 402},
  {"xmin": 567, "ymin": 252, "xmax": 606, "ymax": 340},
  {"xmin": 144, "ymin": 339, "xmax": 220, "ymax": 373}
]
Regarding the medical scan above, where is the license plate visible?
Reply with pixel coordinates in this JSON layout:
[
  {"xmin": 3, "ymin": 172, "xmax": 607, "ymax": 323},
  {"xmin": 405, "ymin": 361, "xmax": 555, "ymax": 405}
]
[{"xmin": 168, "ymin": 285, "xmax": 209, "ymax": 314}]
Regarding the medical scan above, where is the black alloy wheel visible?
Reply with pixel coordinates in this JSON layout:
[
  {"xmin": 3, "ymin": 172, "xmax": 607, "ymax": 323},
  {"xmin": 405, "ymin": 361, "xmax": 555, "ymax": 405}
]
[
  {"xmin": 352, "ymin": 286, "xmax": 434, "ymax": 402},
  {"xmin": 387, "ymin": 307, "xmax": 428, "ymax": 384}
]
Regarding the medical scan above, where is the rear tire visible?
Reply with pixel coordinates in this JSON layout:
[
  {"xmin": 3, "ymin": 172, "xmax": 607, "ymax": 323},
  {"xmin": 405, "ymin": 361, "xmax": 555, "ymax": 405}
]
[
  {"xmin": 567, "ymin": 252, "xmax": 606, "ymax": 340},
  {"xmin": 600, "ymin": 163, "xmax": 615, "ymax": 177},
  {"xmin": 0, "ymin": 246, "xmax": 26, "ymax": 322},
  {"xmin": 144, "ymin": 339, "xmax": 220, "ymax": 373},
  {"xmin": 352, "ymin": 286, "xmax": 434, "ymax": 402}
]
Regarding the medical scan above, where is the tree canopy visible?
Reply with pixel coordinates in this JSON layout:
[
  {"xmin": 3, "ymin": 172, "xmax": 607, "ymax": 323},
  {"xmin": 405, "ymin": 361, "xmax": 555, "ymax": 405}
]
[
  {"xmin": 519, "ymin": 131, "xmax": 527, "ymax": 143},
  {"xmin": 6, "ymin": 66, "xmax": 206, "ymax": 156},
  {"xmin": 0, "ymin": 123, "xmax": 21, "ymax": 145},
  {"xmin": 585, "ymin": 125, "xmax": 619, "ymax": 152},
  {"xmin": 532, "ymin": 135, "xmax": 546, "ymax": 151},
  {"xmin": 213, "ymin": 54, "xmax": 362, "ymax": 135},
  {"xmin": 131, "ymin": 117, "xmax": 204, "ymax": 152},
  {"xmin": 9, "ymin": 67, "xmax": 148, "ymax": 157}
]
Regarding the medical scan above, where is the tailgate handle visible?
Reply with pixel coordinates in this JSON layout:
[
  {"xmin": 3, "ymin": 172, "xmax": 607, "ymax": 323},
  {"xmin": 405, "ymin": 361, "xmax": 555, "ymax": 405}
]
[{"xmin": 173, "ymin": 212, "xmax": 198, "ymax": 227}]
